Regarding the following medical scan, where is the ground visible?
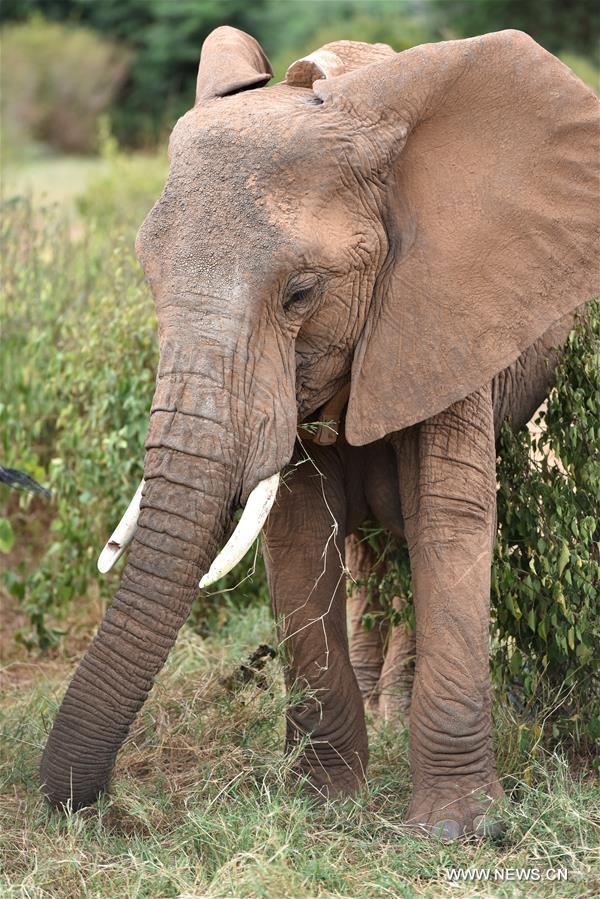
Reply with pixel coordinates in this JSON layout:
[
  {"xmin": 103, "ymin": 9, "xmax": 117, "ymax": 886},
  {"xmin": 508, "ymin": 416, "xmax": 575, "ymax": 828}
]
[{"xmin": 1, "ymin": 588, "xmax": 598, "ymax": 898}]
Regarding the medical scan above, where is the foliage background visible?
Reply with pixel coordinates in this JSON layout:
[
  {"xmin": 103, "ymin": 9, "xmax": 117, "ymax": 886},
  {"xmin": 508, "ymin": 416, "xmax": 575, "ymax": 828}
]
[{"xmin": 1, "ymin": 0, "xmax": 598, "ymax": 824}]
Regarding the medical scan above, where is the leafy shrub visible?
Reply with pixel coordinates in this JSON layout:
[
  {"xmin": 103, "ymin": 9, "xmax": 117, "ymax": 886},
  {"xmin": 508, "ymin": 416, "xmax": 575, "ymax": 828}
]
[
  {"xmin": 0, "ymin": 1, "xmax": 428, "ymax": 143},
  {"xmin": 264, "ymin": 4, "xmax": 432, "ymax": 82},
  {"xmin": 492, "ymin": 306, "xmax": 600, "ymax": 752},
  {"xmin": 1, "ymin": 18, "xmax": 130, "ymax": 154},
  {"xmin": 2, "ymin": 1, "xmax": 597, "ymax": 146},
  {"xmin": 1, "ymin": 1, "xmax": 268, "ymax": 146},
  {"xmin": 1, "ymin": 165, "xmax": 157, "ymax": 645},
  {"xmin": 1, "ymin": 151, "xmax": 266, "ymax": 647},
  {"xmin": 432, "ymin": 0, "xmax": 599, "ymax": 58},
  {"xmin": 78, "ymin": 121, "xmax": 168, "ymax": 229}
]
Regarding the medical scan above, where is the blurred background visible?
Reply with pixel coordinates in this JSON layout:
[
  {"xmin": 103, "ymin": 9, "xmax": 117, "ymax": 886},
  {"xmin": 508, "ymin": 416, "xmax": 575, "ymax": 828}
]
[
  {"xmin": 2, "ymin": 1, "xmax": 598, "ymax": 173},
  {"xmin": 1, "ymin": 0, "xmax": 598, "ymax": 759}
]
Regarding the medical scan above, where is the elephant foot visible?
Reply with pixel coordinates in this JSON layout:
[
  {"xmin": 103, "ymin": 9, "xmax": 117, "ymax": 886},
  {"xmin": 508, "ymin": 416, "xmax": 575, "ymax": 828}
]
[
  {"xmin": 289, "ymin": 747, "xmax": 367, "ymax": 801},
  {"xmin": 284, "ymin": 706, "xmax": 369, "ymax": 801},
  {"xmin": 294, "ymin": 762, "xmax": 367, "ymax": 801},
  {"xmin": 406, "ymin": 776, "xmax": 506, "ymax": 841}
]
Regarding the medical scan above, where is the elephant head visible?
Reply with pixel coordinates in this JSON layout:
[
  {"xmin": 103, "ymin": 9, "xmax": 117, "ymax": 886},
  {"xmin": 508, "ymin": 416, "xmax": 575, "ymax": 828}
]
[{"xmin": 41, "ymin": 27, "xmax": 598, "ymax": 808}]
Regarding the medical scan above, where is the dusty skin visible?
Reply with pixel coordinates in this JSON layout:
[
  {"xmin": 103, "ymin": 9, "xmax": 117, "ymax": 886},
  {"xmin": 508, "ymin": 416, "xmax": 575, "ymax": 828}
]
[{"xmin": 40, "ymin": 27, "xmax": 599, "ymax": 840}]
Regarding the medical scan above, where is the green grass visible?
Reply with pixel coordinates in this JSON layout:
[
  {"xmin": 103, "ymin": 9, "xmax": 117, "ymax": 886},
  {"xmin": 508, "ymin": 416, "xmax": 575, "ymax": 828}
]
[
  {"xmin": 1, "ymin": 602, "xmax": 599, "ymax": 899},
  {"xmin": 2, "ymin": 155, "xmax": 111, "ymax": 212}
]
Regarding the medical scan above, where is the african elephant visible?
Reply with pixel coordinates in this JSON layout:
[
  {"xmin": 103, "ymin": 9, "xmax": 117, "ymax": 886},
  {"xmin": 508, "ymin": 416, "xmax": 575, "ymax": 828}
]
[{"xmin": 40, "ymin": 27, "xmax": 598, "ymax": 840}]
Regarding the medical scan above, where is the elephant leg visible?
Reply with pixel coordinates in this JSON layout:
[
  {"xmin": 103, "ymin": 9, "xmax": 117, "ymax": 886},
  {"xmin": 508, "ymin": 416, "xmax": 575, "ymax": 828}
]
[
  {"xmin": 393, "ymin": 385, "xmax": 505, "ymax": 840},
  {"xmin": 262, "ymin": 445, "xmax": 368, "ymax": 799},
  {"xmin": 346, "ymin": 533, "xmax": 387, "ymax": 712},
  {"xmin": 377, "ymin": 595, "xmax": 415, "ymax": 725}
]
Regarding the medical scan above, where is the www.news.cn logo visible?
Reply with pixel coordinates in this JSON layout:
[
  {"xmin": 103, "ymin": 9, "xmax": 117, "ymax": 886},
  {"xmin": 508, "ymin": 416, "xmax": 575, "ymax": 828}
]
[{"xmin": 445, "ymin": 867, "xmax": 569, "ymax": 882}]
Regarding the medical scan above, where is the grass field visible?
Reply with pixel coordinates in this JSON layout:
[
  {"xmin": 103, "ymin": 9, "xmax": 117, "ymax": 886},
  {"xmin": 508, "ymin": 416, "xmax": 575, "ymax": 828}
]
[
  {"xmin": 2, "ymin": 156, "xmax": 111, "ymax": 212},
  {"xmin": 1, "ymin": 154, "xmax": 599, "ymax": 898},
  {"xmin": 2, "ymin": 598, "xmax": 599, "ymax": 899}
]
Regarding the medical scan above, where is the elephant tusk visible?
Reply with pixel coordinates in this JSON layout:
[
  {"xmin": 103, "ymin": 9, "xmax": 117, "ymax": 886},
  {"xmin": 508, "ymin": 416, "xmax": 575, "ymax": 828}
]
[
  {"xmin": 199, "ymin": 473, "xmax": 280, "ymax": 588},
  {"xmin": 97, "ymin": 479, "xmax": 145, "ymax": 574}
]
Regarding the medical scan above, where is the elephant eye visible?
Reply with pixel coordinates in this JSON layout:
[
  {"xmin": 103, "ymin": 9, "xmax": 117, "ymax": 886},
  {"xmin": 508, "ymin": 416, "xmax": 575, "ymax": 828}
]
[
  {"xmin": 284, "ymin": 287, "xmax": 312, "ymax": 309},
  {"xmin": 283, "ymin": 276, "xmax": 319, "ymax": 313}
]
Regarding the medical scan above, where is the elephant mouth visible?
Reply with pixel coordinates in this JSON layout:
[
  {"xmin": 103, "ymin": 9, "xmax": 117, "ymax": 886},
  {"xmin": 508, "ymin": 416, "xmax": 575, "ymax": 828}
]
[{"xmin": 98, "ymin": 472, "xmax": 280, "ymax": 588}]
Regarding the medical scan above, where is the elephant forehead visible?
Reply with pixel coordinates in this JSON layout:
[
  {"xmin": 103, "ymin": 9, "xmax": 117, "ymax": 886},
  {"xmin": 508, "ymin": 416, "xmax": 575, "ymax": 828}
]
[
  {"xmin": 138, "ymin": 90, "xmax": 370, "ymax": 282},
  {"xmin": 169, "ymin": 92, "xmax": 351, "ymax": 202},
  {"xmin": 139, "ymin": 156, "xmax": 288, "ymax": 278}
]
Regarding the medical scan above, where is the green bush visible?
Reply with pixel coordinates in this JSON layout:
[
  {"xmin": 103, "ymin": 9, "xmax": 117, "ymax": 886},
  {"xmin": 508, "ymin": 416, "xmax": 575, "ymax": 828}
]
[
  {"xmin": 492, "ymin": 306, "xmax": 600, "ymax": 752},
  {"xmin": 1, "ymin": 193, "xmax": 155, "ymax": 646},
  {"xmin": 261, "ymin": 3, "xmax": 432, "ymax": 82},
  {"xmin": 2, "ymin": 1, "xmax": 597, "ymax": 147},
  {"xmin": 1, "ymin": 18, "xmax": 130, "ymax": 154},
  {"xmin": 0, "ymin": 151, "xmax": 266, "ymax": 647},
  {"xmin": 78, "ymin": 122, "xmax": 168, "ymax": 229},
  {"xmin": 1, "ymin": 1, "xmax": 269, "ymax": 147}
]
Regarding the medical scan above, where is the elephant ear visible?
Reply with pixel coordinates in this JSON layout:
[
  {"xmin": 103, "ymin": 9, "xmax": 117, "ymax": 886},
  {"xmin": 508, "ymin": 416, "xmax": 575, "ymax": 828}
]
[
  {"xmin": 196, "ymin": 26, "xmax": 272, "ymax": 104},
  {"xmin": 286, "ymin": 39, "xmax": 395, "ymax": 85},
  {"xmin": 314, "ymin": 31, "xmax": 599, "ymax": 445}
]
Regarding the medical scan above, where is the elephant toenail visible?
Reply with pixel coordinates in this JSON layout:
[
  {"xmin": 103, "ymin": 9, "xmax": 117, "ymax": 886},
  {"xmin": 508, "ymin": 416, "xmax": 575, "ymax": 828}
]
[
  {"xmin": 431, "ymin": 818, "xmax": 461, "ymax": 841},
  {"xmin": 473, "ymin": 814, "xmax": 506, "ymax": 839}
]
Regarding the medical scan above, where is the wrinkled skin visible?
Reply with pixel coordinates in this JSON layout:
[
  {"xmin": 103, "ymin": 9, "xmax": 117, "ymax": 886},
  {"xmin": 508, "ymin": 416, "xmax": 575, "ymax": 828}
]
[
  {"xmin": 41, "ymin": 28, "xmax": 598, "ymax": 840},
  {"xmin": 265, "ymin": 314, "xmax": 580, "ymax": 839}
]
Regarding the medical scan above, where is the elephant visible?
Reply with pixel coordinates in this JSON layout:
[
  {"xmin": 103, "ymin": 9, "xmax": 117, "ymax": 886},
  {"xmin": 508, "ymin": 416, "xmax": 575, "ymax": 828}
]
[{"xmin": 40, "ymin": 26, "xmax": 599, "ymax": 840}]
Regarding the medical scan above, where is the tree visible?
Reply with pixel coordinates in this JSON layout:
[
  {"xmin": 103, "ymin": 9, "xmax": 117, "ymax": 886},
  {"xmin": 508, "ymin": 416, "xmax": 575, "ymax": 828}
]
[{"xmin": 1, "ymin": 0, "xmax": 269, "ymax": 143}]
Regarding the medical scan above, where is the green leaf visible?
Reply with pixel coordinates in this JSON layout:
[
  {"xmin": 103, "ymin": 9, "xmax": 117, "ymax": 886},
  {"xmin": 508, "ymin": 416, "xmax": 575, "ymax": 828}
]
[
  {"xmin": 0, "ymin": 518, "xmax": 15, "ymax": 554},
  {"xmin": 558, "ymin": 542, "xmax": 570, "ymax": 576},
  {"xmin": 576, "ymin": 642, "xmax": 592, "ymax": 664},
  {"xmin": 510, "ymin": 648, "xmax": 523, "ymax": 676}
]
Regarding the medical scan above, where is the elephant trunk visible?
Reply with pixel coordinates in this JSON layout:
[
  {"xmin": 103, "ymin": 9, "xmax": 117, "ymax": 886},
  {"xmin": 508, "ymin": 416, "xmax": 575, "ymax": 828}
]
[{"xmin": 40, "ymin": 372, "xmax": 245, "ymax": 808}]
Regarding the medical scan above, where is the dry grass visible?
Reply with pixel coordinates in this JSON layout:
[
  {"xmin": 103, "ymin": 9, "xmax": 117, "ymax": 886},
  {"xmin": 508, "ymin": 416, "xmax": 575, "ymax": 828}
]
[{"xmin": 1, "ymin": 600, "xmax": 598, "ymax": 898}]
